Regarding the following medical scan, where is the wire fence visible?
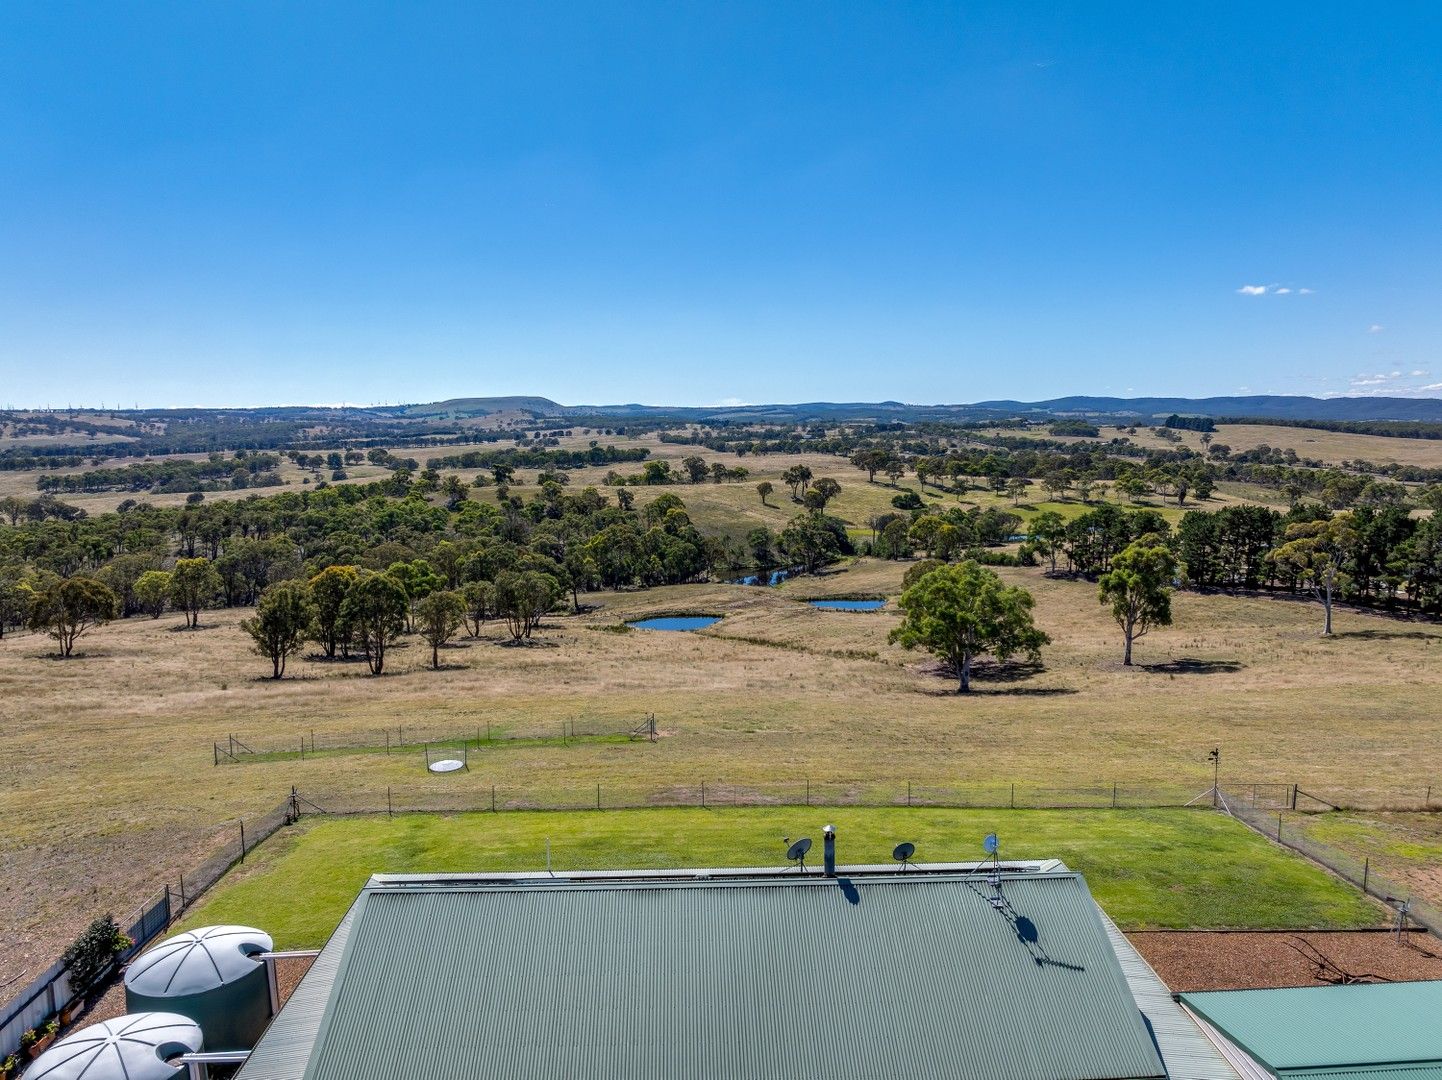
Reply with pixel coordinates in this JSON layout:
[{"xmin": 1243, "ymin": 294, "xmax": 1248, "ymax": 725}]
[
  {"xmin": 1223, "ymin": 786, "xmax": 1442, "ymax": 939},
  {"xmin": 296, "ymin": 779, "xmax": 1230, "ymax": 815},
  {"xmin": 211, "ymin": 716, "xmax": 657, "ymax": 766}
]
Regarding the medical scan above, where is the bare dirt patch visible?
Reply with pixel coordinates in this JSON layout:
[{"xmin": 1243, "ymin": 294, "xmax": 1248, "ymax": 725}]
[{"xmin": 1130, "ymin": 929, "xmax": 1442, "ymax": 991}]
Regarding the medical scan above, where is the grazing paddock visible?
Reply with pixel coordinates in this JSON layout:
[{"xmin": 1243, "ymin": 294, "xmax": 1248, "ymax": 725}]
[
  {"xmin": 173, "ymin": 806, "xmax": 1382, "ymax": 948},
  {"xmin": 2, "ymin": 557, "xmax": 1439, "ymax": 990}
]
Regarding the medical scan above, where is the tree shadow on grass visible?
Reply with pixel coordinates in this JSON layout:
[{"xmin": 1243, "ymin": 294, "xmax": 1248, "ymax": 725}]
[
  {"xmin": 913, "ymin": 658, "xmax": 1075, "ymax": 697},
  {"xmin": 1333, "ymin": 628, "xmax": 1442, "ymax": 642},
  {"xmin": 915, "ymin": 684, "xmax": 1078, "ymax": 698},
  {"xmin": 1139, "ymin": 657, "xmax": 1244, "ymax": 675}
]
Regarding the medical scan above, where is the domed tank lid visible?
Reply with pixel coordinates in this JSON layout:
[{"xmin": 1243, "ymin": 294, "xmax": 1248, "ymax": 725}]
[
  {"xmin": 125, "ymin": 925, "xmax": 273, "ymax": 996},
  {"xmin": 27, "ymin": 1012, "xmax": 203, "ymax": 1080}
]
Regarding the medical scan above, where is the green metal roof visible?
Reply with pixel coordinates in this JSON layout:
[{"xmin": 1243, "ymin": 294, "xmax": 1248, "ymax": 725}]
[
  {"xmin": 1182, "ymin": 980, "xmax": 1442, "ymax": 1076},
  {"xmin": 254, "ymin": 868, "xmax": 1168, "ymax": 1080}
]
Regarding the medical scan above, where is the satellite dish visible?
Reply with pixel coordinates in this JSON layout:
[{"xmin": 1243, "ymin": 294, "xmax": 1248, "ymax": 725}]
[
  {"xmin": 428, "ymin": 759, "xmax": 465, "ymax": 773},
  {"xmin": 786, "ymin": 837, "xmax": 813, "ymax": 862},
  {"xmin": 983, "ymin": 832, "xmax": 999, "ymax": 855},
  {"xmin": 892, "ymin": 842, "xmax": 915, "ymax": 862}
]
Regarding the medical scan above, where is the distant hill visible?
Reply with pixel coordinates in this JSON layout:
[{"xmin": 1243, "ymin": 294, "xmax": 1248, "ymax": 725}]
[
  {"xmin": 397, "ymin": 396, "xmax": 565, "ymax": 418},
  {"xmin": 968, "ymin": 395, "xmax": 1442, "ymax": 422}
]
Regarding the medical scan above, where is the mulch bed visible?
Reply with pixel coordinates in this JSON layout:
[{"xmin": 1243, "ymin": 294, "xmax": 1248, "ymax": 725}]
[{"xmin": 1129, "ymin": 929, "xmax": 1442, "ymax": 992}]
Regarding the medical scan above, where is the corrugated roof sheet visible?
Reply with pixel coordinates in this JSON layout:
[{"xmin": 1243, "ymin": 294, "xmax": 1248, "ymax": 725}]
[
  {"xmin": 276, "ymin": 868, "xmax": 1164, "ymax": 1080},
  {"xmin": 235, "ymin": 904, "xmax": 358, "ymax": 1080},
  {"xmin": 1181, "ymin": 980, "xmax": 1442, "ymax": 1076},
  {"xmin": 1098, "ymin": 911, "xmax": 1241, "ymax": 1080}
]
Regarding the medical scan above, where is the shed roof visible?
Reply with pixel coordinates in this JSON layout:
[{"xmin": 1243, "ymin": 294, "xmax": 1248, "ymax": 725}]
[
  {"xmin": 1181, "ymin": 980, "xmax": 1442, "ymax": 1077},
  {"xmin": 240, "ymin": 864, "xmax": 1167, "ymax": 1080}
]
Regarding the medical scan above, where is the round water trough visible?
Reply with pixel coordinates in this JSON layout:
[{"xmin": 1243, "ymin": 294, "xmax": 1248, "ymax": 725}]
[
  {"xmin": 428, "ymin": 758, "xmax": 465, "ymax": 773},
  {"xmin": 124, "ymin": 925, "xmax": 273, "ymax": 1052},
  {"xmin": 26, "ymin": 1012, "xmax": 202, "ymax": 1080}
]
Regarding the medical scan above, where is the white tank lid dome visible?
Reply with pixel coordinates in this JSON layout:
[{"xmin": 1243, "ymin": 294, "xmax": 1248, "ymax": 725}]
[
  {"xmin": 27, "ymin": 1012, "xmax": 203, "ymax": 1080},
  {"xmin": 124, "ymin": 925, "xmax": 273, "ymax": 996}
]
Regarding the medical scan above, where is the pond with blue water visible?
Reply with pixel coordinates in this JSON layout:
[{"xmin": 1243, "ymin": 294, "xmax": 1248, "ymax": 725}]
[
  {"xmin": 626, "ymin": 616, "xmax": 722, "ymax": 632},
  {"xmin": 729, "ymin": 567, "xmax": 800, "ymax": 586},
  {"xmin": 808, "ymin": 599, "xmax": 887, "ymax": 612}
]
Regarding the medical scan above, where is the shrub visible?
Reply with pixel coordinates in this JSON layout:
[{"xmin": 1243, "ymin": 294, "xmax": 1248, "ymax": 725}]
[{"xmin": 61, "ymin": 914, "xmax": 131, "ymax": 995}]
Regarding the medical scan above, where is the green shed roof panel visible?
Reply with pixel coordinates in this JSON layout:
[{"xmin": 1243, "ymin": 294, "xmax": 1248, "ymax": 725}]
[
  {"xmin": 300, "ymin": 871, "xmax": 1165, "ymax": 1080},
  {"xmin": 1182, "ymin": 980, "xmax": 1442, "ymax": 1073}
]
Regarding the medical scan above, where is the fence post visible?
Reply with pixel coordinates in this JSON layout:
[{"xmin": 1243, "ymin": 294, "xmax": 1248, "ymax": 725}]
[
  {"xmin": 213, "ymin": 743, "xmax": 218, "ymax": 767},
  {"xmin": 240, "ymin": 819, "xmax": 246, "ymax": 862},
  {"xmin": 1363, "ymin": 857, "xmax": 1370, "ymax": 895},
  {"xmin": 386, "ymin": 729, "xmax": 390, "ymax": 754},
  {"xmin": 1010, "ymin": 783, "xmax": 1015, "ymax": 810},
  {"xmin": 701, "ymin": 781, "xmax": 706, "ymax": 809},
  {"xmin": 1291, "ymin": 784, "xmax": 1298, "ymax": 810},
  {"xmin": 387, "ymin": 787, "xmax": 392, "ymax": 818},
  {"xmin": 164, "ymin": 883, "xmax": 173, "ymax": 929},
  {"xmin": 290, "ymin": 786, "xmax": 299, "ymax": 820},
  {"xmin": 1112, "ymin": 783, "xmax": 1118, "ymax": 809},
  {"xmin": 1277, "ymin": 813, "xmax": 1283, "ymax": 841},
  {"xmin": 491, "ymin": 785, "xmax": 496, "ymax": 812},
  {"xmin": 179, "ymin": 873, "xmax": 186, "ymax": 910},
  {"xmin": 907, "ymin": 781, "xmax": 912, "ymax": 807},
  {"xmin": 805, "ymin": 780, "xmax": 810, "ymax": 807},
  {"xmin": 596, "ymin": 783, "xmax": 601, "ymax": 810}
]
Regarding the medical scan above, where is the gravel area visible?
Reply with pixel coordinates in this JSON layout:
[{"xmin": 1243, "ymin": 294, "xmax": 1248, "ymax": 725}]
[
  {"xmin": 1129, "ymin": 929, "xmax": 1442, "ymax": 992},
  {"xmin": 49, "ymin": 955, "xmax": 317, "ymax": 1032}
]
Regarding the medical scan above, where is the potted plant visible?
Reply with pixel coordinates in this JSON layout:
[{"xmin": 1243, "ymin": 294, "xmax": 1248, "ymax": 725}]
[
  {"xmin": 2, "ymin": 1052, "xmax": 21, "ymax": 1078},
  {"xmin": 22, "ymin": 1019, "xmax": 58, "ymax": 1059}
]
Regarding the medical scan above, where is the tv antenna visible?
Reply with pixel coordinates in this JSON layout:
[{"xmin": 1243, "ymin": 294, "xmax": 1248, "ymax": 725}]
[
  {"xmin": 892, "ymin": 842, "xmax": 915, "ymax": 871},
  {"xmin": 784, "ymin": 836, "xmax": 812, "ymax": 873}
]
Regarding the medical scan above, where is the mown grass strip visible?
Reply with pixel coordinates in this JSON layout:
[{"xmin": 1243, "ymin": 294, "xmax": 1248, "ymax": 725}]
[{"xmin": 176, "ymin": 805, "xmax": 1382, "ymax": 948}]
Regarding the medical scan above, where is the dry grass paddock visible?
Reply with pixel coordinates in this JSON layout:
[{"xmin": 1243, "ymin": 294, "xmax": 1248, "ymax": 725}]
[
  {"xmin": 2, "ymin": 556, "xmax": 1441, "ymax": 987},
  {"xmin": 981, "ymin": 421, "xmax": 1442, "ymax": 470}
]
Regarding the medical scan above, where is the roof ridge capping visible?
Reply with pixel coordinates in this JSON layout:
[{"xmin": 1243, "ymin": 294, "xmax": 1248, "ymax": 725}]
[{"xmin": 364, "ymin": 858, "xmax": 1069, "ymax": 889}]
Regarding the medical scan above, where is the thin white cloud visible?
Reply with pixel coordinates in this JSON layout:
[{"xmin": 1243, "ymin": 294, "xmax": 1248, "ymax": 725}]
[
  {"xmin": 1369, "ymin": 324, "xmax": 1385, "ymax": 333},
  {"xmin": 1410, "ymin": 370, "xmax": 1428, "ymax": 377},
  {"xmin": 1236, "ymin": 284, "xmax": 1312, "ymax": 296}
]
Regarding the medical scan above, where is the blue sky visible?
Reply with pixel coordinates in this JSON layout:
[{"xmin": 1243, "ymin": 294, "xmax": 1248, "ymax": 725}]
[{"xmin": 2, "ymin": 3, "xmax": 1440, "ymax": 408}]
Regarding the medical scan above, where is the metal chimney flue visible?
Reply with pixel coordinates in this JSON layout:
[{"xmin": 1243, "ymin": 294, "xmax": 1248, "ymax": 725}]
[{"xmin": 822, "ymin": 824, "xmax": 836, "ymax": 877}]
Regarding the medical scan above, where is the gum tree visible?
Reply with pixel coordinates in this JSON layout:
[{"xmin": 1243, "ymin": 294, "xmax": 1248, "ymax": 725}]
[
  {"xmin": 890, "ymin": 561, "xmax": 1048, "ymax": 693},
  {"xmin": 1097, "ymin": 537, "xmax": 1178, "ymax": 665}
]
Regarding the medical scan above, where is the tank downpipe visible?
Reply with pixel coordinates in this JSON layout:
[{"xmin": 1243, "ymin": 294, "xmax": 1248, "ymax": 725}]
[
  {"xmin": 180, "ymin": 1051, "xmax": 250, "ymax": 1079},
  {"xmin": 256, "ymin": 949, "xmax": 322, "ymax": 1018}
]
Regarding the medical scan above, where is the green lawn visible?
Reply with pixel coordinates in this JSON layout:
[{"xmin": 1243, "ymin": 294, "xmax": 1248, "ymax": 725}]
[{"xmin": 177, "ymin": 806, "xmax": 1381, "ymax": 947}]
